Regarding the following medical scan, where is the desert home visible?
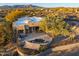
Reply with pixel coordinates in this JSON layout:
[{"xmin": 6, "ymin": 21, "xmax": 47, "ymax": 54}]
[
  {"xmin": 12, "ymin": 16, "xmax": 53, "ymax": 50},
  {"xmin": 13, "ymin": 16, "xmax": 43, "ymax": 35}
]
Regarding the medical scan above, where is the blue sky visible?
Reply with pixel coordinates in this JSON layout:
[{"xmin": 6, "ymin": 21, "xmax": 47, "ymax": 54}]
[{"xmin": 1, "ymin": 3, "xmax": 79, "ymax": 7}]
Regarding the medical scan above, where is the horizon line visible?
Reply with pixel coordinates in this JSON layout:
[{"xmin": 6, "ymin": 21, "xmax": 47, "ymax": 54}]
[{"xmin": 0, "ymin": 3, "xmax": 79, "ymax": 8}]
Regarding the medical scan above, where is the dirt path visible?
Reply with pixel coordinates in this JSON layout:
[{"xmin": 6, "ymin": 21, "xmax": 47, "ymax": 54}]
[
  {"xmin": 53, "ymin": 43, "xmax": 79, "ymax": 51},
  {"xmin": 37, "ymin": 42, "xmax": 79, "ymax": 56}
]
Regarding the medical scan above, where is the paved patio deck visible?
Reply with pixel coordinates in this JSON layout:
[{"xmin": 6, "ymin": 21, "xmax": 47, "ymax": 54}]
[
  {"xmin": 18, "ymin": 32, "xmax": 52, "ymax": 44},
  {"xmin": 24, "ymin": 32, "xmax": 52, "ymax": 41}
]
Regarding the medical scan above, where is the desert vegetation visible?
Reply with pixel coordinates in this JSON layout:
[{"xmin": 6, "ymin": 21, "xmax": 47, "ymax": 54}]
[{"xmin": 0, "ymin": 5, "xmax": 79, "ymax": 55}]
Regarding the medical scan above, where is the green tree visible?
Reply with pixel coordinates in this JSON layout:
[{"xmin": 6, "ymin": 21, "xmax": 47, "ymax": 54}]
[
  {"xmin": 4, "ymin": 9, "xmax": 25, "ymax": 43},
  {"xmin": 40, "ymin": 13, "xmax": 70, "ymax": 37},
  {"xmin": 40, "ymin": 13, "xmax": 71, "ymax": 47},
  {"xmin": 5, "ymin": 9, "xmax": 25, "ymax": 22},
  {"xmin": 0, "ymin": 21, "xmax": 11, "ymax": 45}
]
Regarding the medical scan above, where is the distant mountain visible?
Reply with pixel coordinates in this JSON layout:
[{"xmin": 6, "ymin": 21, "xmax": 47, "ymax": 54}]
[
  {"xmin": 0, "ymin": 5, "xmax": 44, "ymax": 9},
  {"xmin": 0, "ymin": 5, "xmax": 12, "ymax": 9}
]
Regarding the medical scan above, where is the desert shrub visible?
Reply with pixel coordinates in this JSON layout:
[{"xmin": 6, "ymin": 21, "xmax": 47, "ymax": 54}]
[{"xmin": 39, "ymin": 45, "xmax": 48, "ymax": 52}]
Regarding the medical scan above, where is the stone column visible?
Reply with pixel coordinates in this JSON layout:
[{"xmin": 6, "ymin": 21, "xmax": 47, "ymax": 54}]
[
  {"xmin": 32, "ymin": 27, "xmax": 33, "ymax": 32},
  {"xmin": 23, "ymin": 25, "xmax": 26, "ymax": 34},
  {"xmin": 34, "ymin": 27, "xmax": 36, "ymax": 32}
]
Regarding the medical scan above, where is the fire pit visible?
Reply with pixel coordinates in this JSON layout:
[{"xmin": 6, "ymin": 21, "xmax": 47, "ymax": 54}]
[{"xmin": 29, "ymin": 39, "xmax": 48, "ymax": 43}]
